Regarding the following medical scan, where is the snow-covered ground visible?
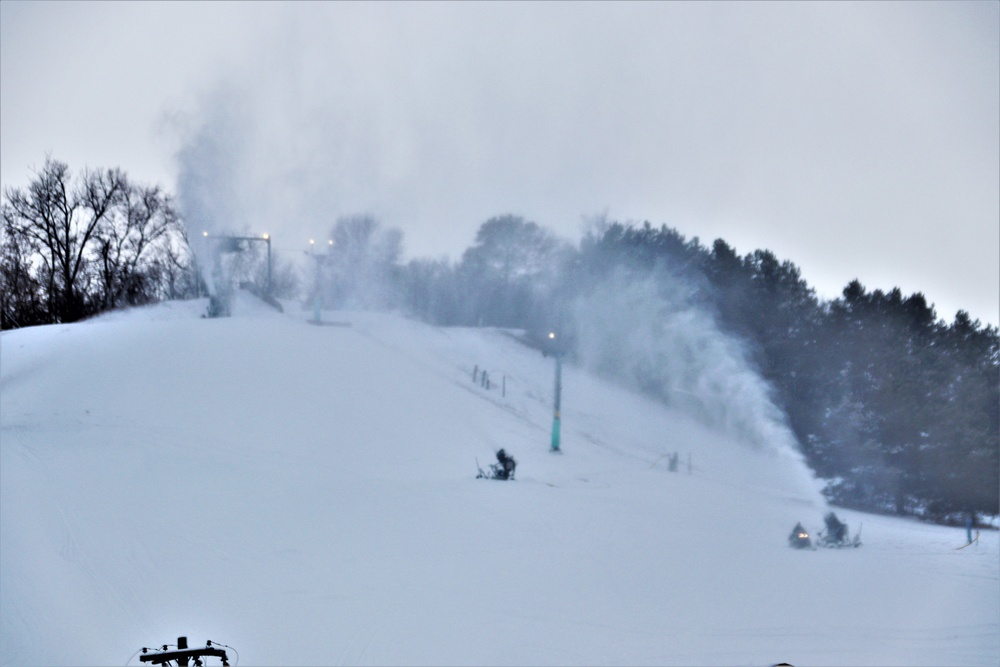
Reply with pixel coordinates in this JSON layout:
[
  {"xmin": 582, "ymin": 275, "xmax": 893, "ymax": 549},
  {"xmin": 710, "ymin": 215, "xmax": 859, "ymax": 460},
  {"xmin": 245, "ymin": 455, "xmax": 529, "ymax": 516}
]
[{"xmin": 2, "ymin": 293, "xmax": 997, "ymax": 666}]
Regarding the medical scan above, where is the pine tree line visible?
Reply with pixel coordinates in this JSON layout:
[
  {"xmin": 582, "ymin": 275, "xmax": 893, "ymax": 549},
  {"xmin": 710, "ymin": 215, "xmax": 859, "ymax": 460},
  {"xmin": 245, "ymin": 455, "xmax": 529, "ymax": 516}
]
[{"xmin": 395, "ymin": 218, "xmax": 999, "ymax": 522}]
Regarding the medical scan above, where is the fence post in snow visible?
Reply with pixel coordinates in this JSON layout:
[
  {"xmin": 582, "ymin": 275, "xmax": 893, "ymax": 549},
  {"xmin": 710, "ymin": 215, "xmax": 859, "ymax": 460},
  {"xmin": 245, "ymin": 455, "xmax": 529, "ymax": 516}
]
[{"xmin": 473, "ymin": 365, "xmax": 478, "ymax": 383}]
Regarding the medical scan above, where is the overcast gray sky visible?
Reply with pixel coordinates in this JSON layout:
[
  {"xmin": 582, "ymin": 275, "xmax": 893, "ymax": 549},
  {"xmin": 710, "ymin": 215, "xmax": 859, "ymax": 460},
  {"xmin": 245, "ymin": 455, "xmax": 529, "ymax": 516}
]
[{"xmin": 2, "ymin": 1, "xmax": 997, "ymax": 325}]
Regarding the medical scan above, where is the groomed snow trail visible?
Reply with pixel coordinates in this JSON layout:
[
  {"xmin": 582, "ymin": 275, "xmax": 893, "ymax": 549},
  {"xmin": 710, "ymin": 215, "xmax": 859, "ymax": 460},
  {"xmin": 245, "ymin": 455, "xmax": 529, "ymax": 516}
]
[{"xmin": 2, "ymin": 295, "xmax": 997, "ymax": 666}]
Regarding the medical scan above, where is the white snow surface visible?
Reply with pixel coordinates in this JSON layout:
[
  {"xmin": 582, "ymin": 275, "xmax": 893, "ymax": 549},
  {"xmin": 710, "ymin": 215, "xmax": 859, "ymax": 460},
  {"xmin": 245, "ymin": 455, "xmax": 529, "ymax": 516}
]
[{"xmin": 1, "ymin": 293, "xmax": 997, "ymax": 666}]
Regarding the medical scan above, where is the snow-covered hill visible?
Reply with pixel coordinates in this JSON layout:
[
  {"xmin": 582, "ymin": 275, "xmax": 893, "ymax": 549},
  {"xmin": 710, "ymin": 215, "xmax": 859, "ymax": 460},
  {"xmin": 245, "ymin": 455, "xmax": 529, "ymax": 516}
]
[{"xmin": 1, "ymin": 294, "xmax": 997, "ymax": 666}]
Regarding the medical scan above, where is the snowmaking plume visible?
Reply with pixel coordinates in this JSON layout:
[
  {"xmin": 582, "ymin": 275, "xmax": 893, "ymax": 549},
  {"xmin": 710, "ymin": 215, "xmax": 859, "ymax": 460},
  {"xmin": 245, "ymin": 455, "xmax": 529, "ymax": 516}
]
[
  {"xmin": 172, "ymin": 84, "xmax": 255, "ymax": 301},
  {"xmin": 572, "ymin": 267, "xmax": 824, "ymax": 501}
]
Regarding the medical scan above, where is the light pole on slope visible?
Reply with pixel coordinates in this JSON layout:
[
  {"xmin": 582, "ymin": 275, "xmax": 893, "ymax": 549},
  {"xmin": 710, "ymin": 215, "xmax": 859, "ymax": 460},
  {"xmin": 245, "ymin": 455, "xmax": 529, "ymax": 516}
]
[
  {"xmin": 308, "ymin": 239, "xmax": 333, "ymax": 323},
  {"xmin": 548, "ymin": 331, "xmax": 564, "ymax": 452}
]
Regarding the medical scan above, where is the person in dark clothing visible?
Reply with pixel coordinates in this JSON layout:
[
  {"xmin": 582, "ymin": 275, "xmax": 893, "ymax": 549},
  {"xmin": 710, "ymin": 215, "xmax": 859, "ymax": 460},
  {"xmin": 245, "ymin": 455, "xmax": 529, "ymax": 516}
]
[
  {"xmin": 824, "ymin": 512, "xmax": 847, "ymax": 544},
  {"xmin": 494, "ymin": 448, "xmax": 516, "ymax": 480}
]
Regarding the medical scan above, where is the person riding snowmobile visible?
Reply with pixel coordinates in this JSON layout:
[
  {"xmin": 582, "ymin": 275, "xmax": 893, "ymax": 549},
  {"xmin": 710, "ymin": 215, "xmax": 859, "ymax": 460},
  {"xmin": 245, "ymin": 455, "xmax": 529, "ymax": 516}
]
[
  {"xmin": 788, "ymin": 522, "xmax": 812, "ymax": 549},
  {"xmin": 823, "ymin": 512, "xmax": 848, "ymax": 545}
]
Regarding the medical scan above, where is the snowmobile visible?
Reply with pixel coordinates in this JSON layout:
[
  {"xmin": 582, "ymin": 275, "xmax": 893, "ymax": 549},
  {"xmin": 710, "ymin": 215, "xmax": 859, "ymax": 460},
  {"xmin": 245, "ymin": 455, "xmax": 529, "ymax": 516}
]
[
  {"xmin": 817, "ymin": 511, "xmax": 862, "ymax": 548},
  {"xmin": 476, "ymin": 448, "xmax": 516, "ymax": 480},
  {"xmin": 788, "ymin": 522, "xmax": 813, "ymax": 549}
]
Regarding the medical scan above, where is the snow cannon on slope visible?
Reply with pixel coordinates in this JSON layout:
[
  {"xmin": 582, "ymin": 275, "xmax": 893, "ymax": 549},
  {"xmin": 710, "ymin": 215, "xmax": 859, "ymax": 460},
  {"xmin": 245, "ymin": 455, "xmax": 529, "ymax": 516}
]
[
  {"xmin": 817, "ymin": 511, "xmax": 862, "ymax": 548},
  {"xmin": 477, "ymin": 448, "xmax": 517, "ymax": 480}
]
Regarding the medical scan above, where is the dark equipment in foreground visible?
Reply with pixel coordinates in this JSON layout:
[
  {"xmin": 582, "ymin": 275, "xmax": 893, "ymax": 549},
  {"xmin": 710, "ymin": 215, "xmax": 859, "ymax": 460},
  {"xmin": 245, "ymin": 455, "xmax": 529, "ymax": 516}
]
[
  {"xmin": 788, "ymin": 522, "xmax": 813, "ymax": 549},
  {"xmin": 787, "ymin": 513, "xmax": 862, "ymax": 550},
  {"xmin": 477, "ymin": 449, "xmax": 517, "ymax": 480},
  {"xmin": 818, "ymin": 512, "xmax": 862, "ymax": 548},
  {"xmin": 137, "ymin": 636, "xmax": 232, "ymax": 666}
]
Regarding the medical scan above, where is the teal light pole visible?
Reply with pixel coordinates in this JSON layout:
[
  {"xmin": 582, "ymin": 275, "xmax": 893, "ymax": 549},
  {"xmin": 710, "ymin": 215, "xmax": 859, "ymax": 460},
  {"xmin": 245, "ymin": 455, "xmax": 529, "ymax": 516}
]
[
  {"xmin": 262, "ymin": 233, "xmax": 272, "ymax": 294},
  {"xmin": 549, "ymin": 332, "xmax": 563, "ymax": 452},
  {"xmin": 308, "ymin": 238, "xmax": 333, "ymax": 323},
  {"xmin": 309, "ymin": 240, "xmax": 321, "ymax": 323}
]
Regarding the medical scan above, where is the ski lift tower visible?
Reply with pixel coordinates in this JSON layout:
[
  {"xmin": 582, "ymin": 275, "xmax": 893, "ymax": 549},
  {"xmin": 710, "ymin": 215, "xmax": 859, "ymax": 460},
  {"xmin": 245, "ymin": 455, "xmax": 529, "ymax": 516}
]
[{"xmin": 202, "ymin": 232, "xmax": 273, "ymax": 295}]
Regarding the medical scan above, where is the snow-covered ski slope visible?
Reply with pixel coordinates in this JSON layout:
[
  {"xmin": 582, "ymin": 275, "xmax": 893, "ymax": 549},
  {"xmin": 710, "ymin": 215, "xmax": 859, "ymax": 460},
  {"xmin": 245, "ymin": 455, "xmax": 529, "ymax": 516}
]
[{"xmin": 2, "ymin": 293, "xmax": 997, "ymax": 666}]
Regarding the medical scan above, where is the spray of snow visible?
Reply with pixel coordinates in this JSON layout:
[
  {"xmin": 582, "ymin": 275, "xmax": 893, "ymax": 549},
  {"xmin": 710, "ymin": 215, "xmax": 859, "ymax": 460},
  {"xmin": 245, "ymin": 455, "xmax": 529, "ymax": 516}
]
[{"xmin": 572, "ymin": 268, "xmax": 823, "ymax": 499}]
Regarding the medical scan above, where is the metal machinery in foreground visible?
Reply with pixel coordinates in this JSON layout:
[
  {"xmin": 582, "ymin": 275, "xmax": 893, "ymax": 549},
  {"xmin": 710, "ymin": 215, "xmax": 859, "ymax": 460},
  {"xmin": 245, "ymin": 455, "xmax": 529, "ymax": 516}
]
[{"xmin": 137, "ymin": 636, "xmax": 232, "ymax": 666}]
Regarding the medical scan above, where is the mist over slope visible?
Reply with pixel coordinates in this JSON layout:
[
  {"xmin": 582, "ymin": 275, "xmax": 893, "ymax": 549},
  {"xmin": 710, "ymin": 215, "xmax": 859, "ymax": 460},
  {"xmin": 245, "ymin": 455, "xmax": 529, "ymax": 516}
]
[{"xmin": 1, "ymin": 294, "xmax": 996, "ymax": 666}]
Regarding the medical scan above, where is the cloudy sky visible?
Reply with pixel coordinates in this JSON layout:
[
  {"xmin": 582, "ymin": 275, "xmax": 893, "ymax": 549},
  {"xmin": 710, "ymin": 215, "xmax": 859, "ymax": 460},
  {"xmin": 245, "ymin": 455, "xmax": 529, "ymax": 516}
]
[{"xmin": 2, "ymin": 1, "xmax": 997, "ymax": 325}]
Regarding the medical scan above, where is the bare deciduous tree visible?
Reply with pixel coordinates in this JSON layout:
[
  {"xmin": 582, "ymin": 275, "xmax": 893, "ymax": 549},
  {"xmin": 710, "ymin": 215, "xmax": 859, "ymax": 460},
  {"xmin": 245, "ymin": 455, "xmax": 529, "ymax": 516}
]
[
  {"xmin": 95, "ymin": 183, "xmax": 179, "ymax": 308},
  {"xmin": 2, "ymin": 157, "xmax": 191, "ymax": 326},
  {"xmin": 0, "ymin": 223, "xmax": 46, "ymax": 328},
  {"xmin": 324, "ymin": 215, "xmax": 403, "ymax": 310},
  {"xmin": 3, "ymin": 158, "xmax": 126, "ymax": 321}
]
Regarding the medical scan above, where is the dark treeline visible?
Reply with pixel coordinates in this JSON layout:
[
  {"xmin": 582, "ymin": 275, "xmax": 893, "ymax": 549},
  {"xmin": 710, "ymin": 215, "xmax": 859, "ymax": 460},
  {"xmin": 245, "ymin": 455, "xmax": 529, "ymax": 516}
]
[
  {"xmin": 4, "ymin": 160, "xmax": 996, "ymax": 522},
  {"xmin": 2, "ymin": 158, "xmax": 195, "ymax": 327}
]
